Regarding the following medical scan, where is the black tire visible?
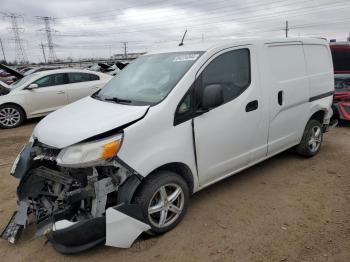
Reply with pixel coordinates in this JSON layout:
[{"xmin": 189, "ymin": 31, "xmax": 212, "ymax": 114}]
[
  {"xmin": 133, "ymin": 171, "xmax": 190, "ymax": 235},
  {"xmin": 296, "ymin": 119, "xmax": 323, "ymax": 157},
  {"xmin": 0, "ymin": 104, "xmax": 25, "ymax": 129}
]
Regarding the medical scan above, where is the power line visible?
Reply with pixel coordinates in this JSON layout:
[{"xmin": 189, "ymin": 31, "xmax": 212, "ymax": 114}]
[
  {"xmin": 36, "ymin": 16, "xmax": 57, "ymax": 62},
  {"xmin": 56, "ymin": 0, "xmax": 302, "ymax": 23},
  {"xmin": 54, "ymin": 0, "xmax": 350, "ymax": 37},
  {"xmin": 55, "ymin": 0, "xmax": 311, "ymax": 29},
  {"xmin": 54, "ymin": 0, "xmax": 347, "ymax": 31}
]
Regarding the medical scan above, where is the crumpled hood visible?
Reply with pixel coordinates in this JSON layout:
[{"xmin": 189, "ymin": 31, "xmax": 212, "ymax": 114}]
[{"xmin": 34, "ymin": 96, "xmax": 149, "ymax": 149}]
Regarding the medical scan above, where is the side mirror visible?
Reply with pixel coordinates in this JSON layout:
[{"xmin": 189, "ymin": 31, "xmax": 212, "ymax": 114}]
[
  {"xmin": 26, "ymin": 83, "xmax": 38, "ymax": 90},
  {"xmin": 199, "ymin": 84, "xmax": 224, "ymax": 111}
]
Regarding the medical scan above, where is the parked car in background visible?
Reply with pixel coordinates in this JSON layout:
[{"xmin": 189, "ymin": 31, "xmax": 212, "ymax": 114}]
[
  {"xmin": 18, "ymin": 67, "xmax": 34, "ymax": 74},
  {"xmin": 0, "ymin": 69, "xmax": 112, "ymax": 128},
  {"xmin": 0, "ymin": 64, "xmax": 25, "ymax": 85},
  {"xmin": 23, "ymin": 67, "xmax": 62, "ymax": 76},
  {"xmin": 330, "ymin": 42, "xmax": 350, "ymax": 121},
  {"xmin": 1, "ymin": 38, "xmax": 334, "ymax": 253},
  {"xmin": 89, "ymin": 62, "xmax": 128, "ymax": 76}
]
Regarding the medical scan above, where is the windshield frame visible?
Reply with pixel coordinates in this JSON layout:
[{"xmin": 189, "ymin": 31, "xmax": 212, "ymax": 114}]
[{"xmin": 93, "ymin": 51, "xmax": 204, "ymax": 106}]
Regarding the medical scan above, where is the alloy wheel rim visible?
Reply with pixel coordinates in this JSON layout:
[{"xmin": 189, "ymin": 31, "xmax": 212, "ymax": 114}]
[
  {"xmin": 0, "ymin": 108, "xmax": 20, "ymax": 127},
  {"xmin": 308, "ymin": 126, "xmax": 322, "ymax": 153},
  {"xmin": 148, "ymin": 183, "xmax": 184, "ymax": 228}
]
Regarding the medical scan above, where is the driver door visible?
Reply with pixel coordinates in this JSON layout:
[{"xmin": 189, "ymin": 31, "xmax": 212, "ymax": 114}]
[
  {"xmin": 194, "ymin": 47, "xmax": 268, "ymax": 186},
  {"xmin": 25, "ymin": 73, "xmax": 69, "ymax": 117}
]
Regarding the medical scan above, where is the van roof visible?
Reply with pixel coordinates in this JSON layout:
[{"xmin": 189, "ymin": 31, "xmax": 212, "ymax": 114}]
[{"xmin": 147, "ymin": 37, "xmax": 328, "ymax": 55}]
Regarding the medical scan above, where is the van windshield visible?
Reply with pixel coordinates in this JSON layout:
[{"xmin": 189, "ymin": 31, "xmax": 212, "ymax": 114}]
[{"xmin": 94, "ymin": 52, "xmax": 203, "ymax": 105}]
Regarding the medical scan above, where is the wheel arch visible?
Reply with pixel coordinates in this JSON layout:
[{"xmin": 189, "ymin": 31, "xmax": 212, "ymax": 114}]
[
  {"xmin": 146, "ymin": 162, "xmax": 195, "ymax": 194},
  {"xmin": 118, "ymin": 162, "xmax": 196, "ymax": 205},
  {"xmin": 309, "ymin": 110, "xmax": 326, "ymax": 124}
]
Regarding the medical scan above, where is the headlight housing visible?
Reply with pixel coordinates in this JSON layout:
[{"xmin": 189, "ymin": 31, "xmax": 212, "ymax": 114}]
[{"xmin": 56, "ymin": 134, "xmax": 123, "ymax": 167}]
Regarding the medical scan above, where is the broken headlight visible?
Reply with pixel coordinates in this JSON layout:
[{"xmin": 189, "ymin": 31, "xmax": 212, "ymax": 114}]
[{"xmin": 56, "ymin": 134, "xmax": 123, "ymax": 167}]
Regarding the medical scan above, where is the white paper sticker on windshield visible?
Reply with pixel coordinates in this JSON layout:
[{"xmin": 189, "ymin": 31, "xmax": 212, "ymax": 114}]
[{"xmin": 173, "ymin": 54, "xmax": 199, "ymax": 62}]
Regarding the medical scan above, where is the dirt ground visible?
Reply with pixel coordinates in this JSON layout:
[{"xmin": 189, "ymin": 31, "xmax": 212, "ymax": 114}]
[{"xmin": 0, "ymin": 120, "xmax": 349, "ymax": 262}]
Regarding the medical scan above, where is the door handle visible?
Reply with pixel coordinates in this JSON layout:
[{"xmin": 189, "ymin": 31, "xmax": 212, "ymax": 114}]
[
  {"xmin": 278, "ymin": 91, "xmax": 283, "ymax": 106},
  {"xmin": 56, "ymin": 91, "xmax": 65, "ymax": 94},
  {"xmin": 245, "ymin": 100, "xmax": 258, "ymax": 112}
]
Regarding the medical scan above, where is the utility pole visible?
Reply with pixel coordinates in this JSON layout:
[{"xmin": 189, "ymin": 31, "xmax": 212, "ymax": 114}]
[
  {"xmin": 0, "ymin": 38, "xmax": 6, "ymax": 63},
  {"xmin": 122, "ymin": 42, "xmax": 128, "ymax": 60},
  {"xmin": 40, "ymin": 42, "xmax": 47, "ymax": 63},
  {"xmin": 285, "ymin": 20, "xmax": 289, "ymax": 38},
  {"xmin": 4, "ymin": 13, "xmax": 28, "ymax": 64},
  {"xmin": 36, "ymin": 16, "xmax": 57, "ymax": 63}
]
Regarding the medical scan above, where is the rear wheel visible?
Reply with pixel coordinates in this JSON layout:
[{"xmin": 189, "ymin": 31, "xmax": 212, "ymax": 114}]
[
  {"xmin": 133, "ymin": 171, "xmax": 190, "ymax": 235},
  {"xmin": 0, "ymin": 104, "xmax": 25, "ymax": 129},
  {"xmin": 296, "ymin": 119, "xmax": 323, "ymax": 157}
]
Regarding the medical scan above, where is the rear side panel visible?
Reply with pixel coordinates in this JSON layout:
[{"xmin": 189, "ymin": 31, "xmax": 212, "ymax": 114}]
[
  {"xmin": 303, "ymin": 44, "xmax": 334, "ymax": 124},
  {"xmin": 303, "ymin": 44, "xmax": 334, "ymax": 100}
]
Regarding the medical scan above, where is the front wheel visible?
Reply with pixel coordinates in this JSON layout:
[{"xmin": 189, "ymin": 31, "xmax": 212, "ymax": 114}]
[
  {"xmin": 0, "ymin": 104, "xmax": 25, "ymax": 129},
  {"xmin": 296, "ymin": 119, "xmax": 323, "ymax": 157},
  {"xmin": 133, "ymin": 171, "xmax": 190, "ymax": 235}
]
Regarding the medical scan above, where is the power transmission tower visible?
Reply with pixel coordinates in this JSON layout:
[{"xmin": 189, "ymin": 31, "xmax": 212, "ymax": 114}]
[
  {"xmin": 122, "ymin": 42, "xmax": 128, "ymax": 60},
  {"xmin": 36, "ymin": 16, "xmax": 57, "ymax": 63},
  {"xmin": 0, "ymin": 38, "xmax": 6, "ymax": 63},
  {"xmin": 4, "ymin": 13, "xmax": 28, "ymax": 64}
]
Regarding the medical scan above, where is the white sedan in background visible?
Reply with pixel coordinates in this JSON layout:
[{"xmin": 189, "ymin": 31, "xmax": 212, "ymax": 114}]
[{"xmin": 0, "ymin": 69, "xmax": 112, "ymax": 128}]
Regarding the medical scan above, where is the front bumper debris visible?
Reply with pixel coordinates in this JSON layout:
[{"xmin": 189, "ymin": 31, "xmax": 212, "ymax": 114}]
[
  {"xmin": 106, "ymin": 204, "xmax": 150, "ymax": 248},
  {"xmin": 1, "ymin": 140, "xmax": 150, "ymax": 254},
  {"xmin": 0, "ymin": 212, "xmax": 23, "ymax": 244},
  {"xmin": 47, "ymin": 217, "xmax": 106, "ymax": 254},
  {"xmin": 45, "ymin": 203, "xmax": 151, "ymax": 254}
]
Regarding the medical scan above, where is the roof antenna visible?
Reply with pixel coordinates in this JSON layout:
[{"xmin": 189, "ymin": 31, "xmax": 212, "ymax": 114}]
[{"xmin": 179, "ymin": 29, "xmax": 187, "ymax": 46}]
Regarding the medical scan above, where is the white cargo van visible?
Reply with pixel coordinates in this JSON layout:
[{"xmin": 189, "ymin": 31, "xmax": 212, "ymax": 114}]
[{"xmin": 2, "ymin": 38, "xmax": 334, "ymax": 253}]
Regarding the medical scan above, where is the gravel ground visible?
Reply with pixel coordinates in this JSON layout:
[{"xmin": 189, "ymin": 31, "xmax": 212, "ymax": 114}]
[{"xmin": 0, "ymin": 120, "xmax": 349, "ymax": 262}]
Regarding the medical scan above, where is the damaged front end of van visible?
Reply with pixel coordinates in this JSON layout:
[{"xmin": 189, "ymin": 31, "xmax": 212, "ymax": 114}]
[{"xmin": 1, "ymin": 134, "xmax": 150, "ymax": 254}]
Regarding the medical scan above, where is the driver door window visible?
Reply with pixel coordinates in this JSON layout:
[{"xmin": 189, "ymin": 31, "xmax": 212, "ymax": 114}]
[
  {"xmin": 33, "ymin": 74, "xmax": 67, "ymax": 88},
  {"xmin": 34, "ymin": 75, "xmax": 52, "ymax": 88},
  {"xmin": 198, "ymin": 48, "xmax": 251, "ymax": 108}
]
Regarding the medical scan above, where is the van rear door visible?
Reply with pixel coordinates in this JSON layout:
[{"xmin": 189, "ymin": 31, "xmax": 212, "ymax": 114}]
[{"xmin": 266, "ymin": 43, "xmax": 310, "ymax": 155}]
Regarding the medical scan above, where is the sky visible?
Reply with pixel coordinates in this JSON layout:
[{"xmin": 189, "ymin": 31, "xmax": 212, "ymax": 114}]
[{"xmin": 0, "ymin": 0, "xmax": 350, "ymax": 63}]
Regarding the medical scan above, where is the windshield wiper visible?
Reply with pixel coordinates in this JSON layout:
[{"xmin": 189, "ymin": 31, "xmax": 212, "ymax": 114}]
[{"xmin": 104, "ymin": 97, "xmax": 132, "ymax": 104}]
